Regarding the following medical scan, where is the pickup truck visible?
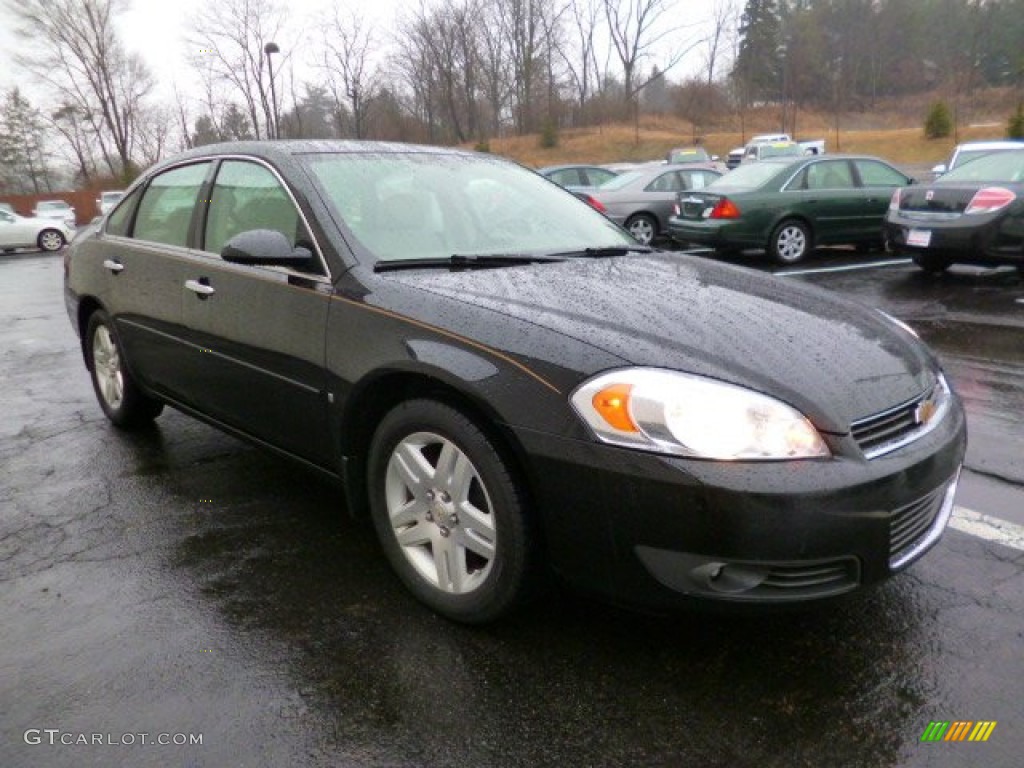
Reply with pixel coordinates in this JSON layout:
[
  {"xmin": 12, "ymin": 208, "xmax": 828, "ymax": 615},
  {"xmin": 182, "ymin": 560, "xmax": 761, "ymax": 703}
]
[{"xmin": 726, "ymin": 134, "xmax": 826, "ymax": 168}]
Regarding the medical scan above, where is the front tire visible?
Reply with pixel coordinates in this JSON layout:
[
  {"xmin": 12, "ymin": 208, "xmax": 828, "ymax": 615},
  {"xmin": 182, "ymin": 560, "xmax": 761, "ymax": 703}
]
[
  {"xmin": 769, "ymin": 219, "xmax": 811, "ymax": 264},
  {"xmin": 367, "ymin": 399, "xmax": 536, "ymax": 623},
  {"xmin": 85, "ymin": 310, "xmax": 164, "ymax": 428},
  {"xmin": 626, "ymin": 213, "xmax": 657, "ymax": 245},
  {"xmin": 38, "ymin": 229, "xmax": 66, "ymax": 252}
]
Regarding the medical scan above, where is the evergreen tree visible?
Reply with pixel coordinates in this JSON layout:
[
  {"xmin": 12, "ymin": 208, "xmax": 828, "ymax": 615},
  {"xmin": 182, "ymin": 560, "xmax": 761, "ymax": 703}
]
[
  {"xmin": 0, "ymin": 89, "xmax": 50, "ymax": 195},
  {"xmin": 732, "ymin": 0, "xmax": 783, "ymax": 106}
]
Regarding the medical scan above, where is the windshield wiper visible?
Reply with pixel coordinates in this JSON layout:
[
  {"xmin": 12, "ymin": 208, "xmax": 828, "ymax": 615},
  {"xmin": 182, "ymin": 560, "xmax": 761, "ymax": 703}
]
[
  {"xmin": 547, "ymin": 245, "xmax": 655, "ymax": 259},
  {"xmin": 373, "ymin": 253, "xmax": 566, "ymax": 272}
]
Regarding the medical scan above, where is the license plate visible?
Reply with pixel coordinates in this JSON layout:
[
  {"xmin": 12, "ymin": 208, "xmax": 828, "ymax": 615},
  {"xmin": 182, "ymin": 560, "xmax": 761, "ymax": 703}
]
[{"xmin": 907, "ymin": 228, "xmax": 932, "ymax": 247}]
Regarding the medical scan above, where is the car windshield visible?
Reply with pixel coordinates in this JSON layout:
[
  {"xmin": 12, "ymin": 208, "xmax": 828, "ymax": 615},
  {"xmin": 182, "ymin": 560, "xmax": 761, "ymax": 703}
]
[
  {"xmin": 759, "ymin": 143, "xmax": 801, "ymax": 158},
  {"xmin": 303, "ymin": 151, "xmax": 633, "ymax": 262},
  {"xmin": 707, "ymin": 161, "xmax": 789, "ymax": 191},
  {"xmin": 938, "ymin": 150, "xmax": 1024, "ymax": 183},
  {"xmin": 668, "ymin": 148, "xmax": 710, "ymax": 163},
  {"xmin": 38, "ymin": 201, "xmax": 70, "ymax": 211},
  {"xmin": 598, "ymin": 170, "xmax": 649, "ymax": 190}
]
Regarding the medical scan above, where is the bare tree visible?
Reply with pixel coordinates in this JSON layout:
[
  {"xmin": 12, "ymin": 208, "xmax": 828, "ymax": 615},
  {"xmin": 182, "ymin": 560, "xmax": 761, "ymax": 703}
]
[
  {"xmin": 556, "ymin": 0, "xmax": 605, "ymax": 123},
  {"xmin": 321, "ymin": 9, "xmax": 380, "ymax": 139},
  {"xmin": 7, "ymin": 0, "xmax": 155, "ymax": 180},
  {"xmin": 187, "ymin": 0, "xmax": 289, "ymax": 140},
  {"xmin": 605, "ymin": 0, "xmax": 699, "ymax": 98}
]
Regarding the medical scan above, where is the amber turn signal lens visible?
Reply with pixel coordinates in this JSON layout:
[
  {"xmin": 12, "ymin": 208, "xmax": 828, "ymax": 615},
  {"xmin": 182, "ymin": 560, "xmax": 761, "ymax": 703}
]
[{"xmin": 592, "ymin": 383, "xmax": 638, "ymax": 432}]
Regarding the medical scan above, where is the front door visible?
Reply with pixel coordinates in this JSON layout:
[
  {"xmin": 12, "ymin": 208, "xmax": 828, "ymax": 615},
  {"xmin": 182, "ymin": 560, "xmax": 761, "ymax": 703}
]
[{"xmin": 178, "ymin": 159, "xmax": 334, "ymax": 466}]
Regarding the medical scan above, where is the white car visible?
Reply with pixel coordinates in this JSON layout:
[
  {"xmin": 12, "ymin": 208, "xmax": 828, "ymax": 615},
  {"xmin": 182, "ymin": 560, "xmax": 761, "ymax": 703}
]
[
  {"xmin": 32, "ymin": 199, "xmax": 77, "ymax": 229},
  {"xmin": 96, "ymin": 190, "xmax": 125, "ymax": 215},
  {"xmin": 0, "ymin": 208, "xmax": 74, "ymax": 252},
  {"xmin": 932, "ymin": 140, "xmax": 1024, "ymax": 176}
]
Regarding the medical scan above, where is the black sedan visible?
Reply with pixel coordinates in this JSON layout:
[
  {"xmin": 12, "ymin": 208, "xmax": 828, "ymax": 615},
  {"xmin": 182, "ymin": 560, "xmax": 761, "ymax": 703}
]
[
  {"xmin": 64, "ymin": 141, "xmax": 966, "ymax": 623},
  {"xmin": 884, "ymin": 148, "xmax": 1024, "ymax": 274}
]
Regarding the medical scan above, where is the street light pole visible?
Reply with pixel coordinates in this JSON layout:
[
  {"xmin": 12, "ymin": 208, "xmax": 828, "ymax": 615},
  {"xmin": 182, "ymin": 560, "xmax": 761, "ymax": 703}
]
[{"xmin": 264, "ymin": 41, "xmax": 280, "ymax": 140}]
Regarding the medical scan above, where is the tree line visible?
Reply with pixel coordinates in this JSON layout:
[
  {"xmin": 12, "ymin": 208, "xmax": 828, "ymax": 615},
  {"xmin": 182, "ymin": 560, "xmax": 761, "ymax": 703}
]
[{"xmin": 2, "ymin": 0, "xmax": 1023, "ymax": 194}]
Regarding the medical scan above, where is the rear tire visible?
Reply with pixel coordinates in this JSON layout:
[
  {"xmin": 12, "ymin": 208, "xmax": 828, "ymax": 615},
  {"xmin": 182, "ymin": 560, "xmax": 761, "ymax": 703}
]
[
  {"xmin": 38, "ymin": 229, "xmax": 66, "ymax": 252},
  {"xmin": 85, "ymin": 310, "xmax": 164, "ymax": 429},
  {"xmin": 769, "ymin": 219, "xmax": 811, "ymax": 264},
  {"xmin": 912, "ymin": 253, "xmax": 951, "ymax": 274},
  {"xmin": 625, "ymin": 213, "xmax": 657, "ymax": 245},
  {"xmin": 367, "ymin": 399, "xmax": 536, "ymax": 623}
]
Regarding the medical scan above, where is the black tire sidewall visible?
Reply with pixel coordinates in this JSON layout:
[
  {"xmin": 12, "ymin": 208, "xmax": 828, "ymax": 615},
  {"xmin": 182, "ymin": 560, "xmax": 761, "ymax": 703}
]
[
  {"xmin": 38, "ymin": 229, "xmax": 66, "ymax": 252},
  {"xmin": 367, "ymin": 399, "xmax": 533, "ymax": 623},
  {"xmin": 627, "ymin": 214, "xmax": 656, "ymax": 244},
  {"xmin": 85, "ymin": 310, "xmax": 161, "ymax": 428}
]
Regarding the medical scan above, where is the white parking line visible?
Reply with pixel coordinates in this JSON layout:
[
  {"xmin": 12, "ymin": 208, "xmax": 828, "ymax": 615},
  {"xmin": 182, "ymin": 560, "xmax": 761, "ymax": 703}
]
[
  {"xmin": 774, "ymin": 258, "xmax": 912, "ymax": 277},
  {"xmin": 950, "ymin": 506, "xmax": 1024, "ymax": 552}
]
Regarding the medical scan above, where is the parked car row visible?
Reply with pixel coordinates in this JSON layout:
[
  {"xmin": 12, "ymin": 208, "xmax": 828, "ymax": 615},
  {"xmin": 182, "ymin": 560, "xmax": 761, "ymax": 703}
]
[{"xmin": 542, "ymin": 141, "xmax": 1024, "ymax": 273}]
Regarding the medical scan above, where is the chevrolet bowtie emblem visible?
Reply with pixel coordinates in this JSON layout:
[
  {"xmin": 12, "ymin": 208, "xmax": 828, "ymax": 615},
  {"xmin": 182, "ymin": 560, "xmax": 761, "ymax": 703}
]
[{"xmin": 915, "ymin": 399, "xmax": 938, "ymax": 426}]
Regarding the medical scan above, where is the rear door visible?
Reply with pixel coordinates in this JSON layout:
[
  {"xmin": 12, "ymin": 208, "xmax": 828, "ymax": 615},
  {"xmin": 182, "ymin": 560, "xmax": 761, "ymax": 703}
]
[
  {"xmin": 793, "ymin": 159, "xmax": 863, "ymax": 242},
  {"xmin": 101, "ymin": 161, "xmax": 213, "ymax": 400},
  {"xmin": 177, "ymin": 158, "xmax": 334, "ymax": 466},
  {"xmin": 851, "ymin": 159, "xmax": 910, "ymax": 238}
]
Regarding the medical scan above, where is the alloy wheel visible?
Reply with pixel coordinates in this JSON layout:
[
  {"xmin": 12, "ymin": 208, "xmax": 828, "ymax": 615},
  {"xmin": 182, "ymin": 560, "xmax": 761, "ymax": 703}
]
[{"xmin": 384, "ymin": 431, "xmax": 497, "ymax": 594}]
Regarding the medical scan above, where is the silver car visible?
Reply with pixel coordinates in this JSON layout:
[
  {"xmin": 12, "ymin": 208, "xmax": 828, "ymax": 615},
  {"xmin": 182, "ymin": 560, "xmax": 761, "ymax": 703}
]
[
  {"xmin": 583, "ymin": 163, "xmax": 722, "ymax": 245},
  {"xmin": 1, "ymin": 208, "xmax": 74, "ymax": 252}
]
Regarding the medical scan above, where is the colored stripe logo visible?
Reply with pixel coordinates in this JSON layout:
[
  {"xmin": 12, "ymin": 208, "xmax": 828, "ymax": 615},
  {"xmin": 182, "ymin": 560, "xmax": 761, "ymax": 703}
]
[{"xmin": 921, "ymin": 721, "xmax": 997, "ymax": 742}]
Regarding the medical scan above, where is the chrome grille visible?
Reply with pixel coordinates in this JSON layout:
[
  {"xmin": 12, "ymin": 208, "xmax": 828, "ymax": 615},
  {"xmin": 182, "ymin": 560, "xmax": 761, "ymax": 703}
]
[
  {"xmin": 890, "ymin": 485, "xmax": 945, "ymax": 560},
  {"xmin": 889, "ymin": 473, "xmax": 959, "ymax": 570},
  {"xmin": 760, "ymin": 559, "xmax": 859, "ymax": 594},
  {"xmin": 851, "ymin": 374, "xmax": 951, "ymax": 459}
]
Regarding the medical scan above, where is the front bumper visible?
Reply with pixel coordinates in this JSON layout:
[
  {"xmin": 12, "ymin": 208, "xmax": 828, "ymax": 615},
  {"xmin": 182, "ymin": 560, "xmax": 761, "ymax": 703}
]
[{"xmin": 513, "ymin": 393, "xmax": 967, "ymax": 610}]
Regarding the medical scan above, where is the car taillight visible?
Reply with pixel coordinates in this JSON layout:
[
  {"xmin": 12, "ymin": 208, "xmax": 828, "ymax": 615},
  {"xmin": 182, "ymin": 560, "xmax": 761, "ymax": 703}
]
[
  {"xmin": 709, "ymin": 198, "xmax": 740, "ymax": 219},
  {"xmin": 584, "ymin": 195, "xmax": 606, "ymax": 213},
  {"xmin": 888, "ymin": 189, "xmax": 901, "ymax": 212},
  {"xmin": 965, "ymin": 187, "xmax": 1016, "ymax": 215}
]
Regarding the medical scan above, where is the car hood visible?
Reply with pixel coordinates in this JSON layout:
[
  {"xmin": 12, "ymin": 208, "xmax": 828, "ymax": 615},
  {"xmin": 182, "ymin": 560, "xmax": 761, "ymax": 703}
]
[{"xmin": 384, "ymin": 253, "xmax": 936, "ymax": 433}]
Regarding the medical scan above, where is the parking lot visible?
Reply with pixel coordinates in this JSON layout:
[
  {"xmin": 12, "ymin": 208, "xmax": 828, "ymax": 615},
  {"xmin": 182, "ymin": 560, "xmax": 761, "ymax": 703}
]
[{"xmin": 2, "ymin": 248, "xmax": 1022, "ymax": 767}]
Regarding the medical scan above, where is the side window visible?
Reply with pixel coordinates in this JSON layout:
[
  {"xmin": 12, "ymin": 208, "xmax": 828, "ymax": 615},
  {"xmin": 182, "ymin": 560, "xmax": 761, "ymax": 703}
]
[
  {"xmin": 854, "ymin": 160, "xmax": 907, "ymax": 187},
  {"xmin": 105, "ymin": 186, "xmax": 144, "ymax": 236},
  {"xmin": 806, "ymin": 161, "xmax": 854, "ymax": 190},
  {"xmin": 587, "ymin": 169, "xmax": 616, "ymax": 186},
  {"xmin": 204, "ymin": 160, "xmax": 307, "ymax": 257},
  {"xmin": 133, "ymin": 163, "xmax": 210, "ymax": 247},
  {"xmin": 548, "ymin": 169, "xmax": 581, "ymax": 187},
  {"xmin": 646, "ymin": 172, "xmax": 682, "ymax": 192}
]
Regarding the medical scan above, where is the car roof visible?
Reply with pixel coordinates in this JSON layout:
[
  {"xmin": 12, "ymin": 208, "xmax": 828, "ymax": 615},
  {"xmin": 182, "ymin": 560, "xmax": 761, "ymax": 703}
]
[{"xmin": 955, "ymin": 140, "xmax": 1024, "ymax": 150}]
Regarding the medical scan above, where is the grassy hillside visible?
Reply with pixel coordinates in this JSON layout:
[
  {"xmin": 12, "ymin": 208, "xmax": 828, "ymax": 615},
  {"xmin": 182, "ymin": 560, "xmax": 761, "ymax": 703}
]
[{"xmin": 483, "ymin": 110, "xmax": 1014, "ymax": 170}]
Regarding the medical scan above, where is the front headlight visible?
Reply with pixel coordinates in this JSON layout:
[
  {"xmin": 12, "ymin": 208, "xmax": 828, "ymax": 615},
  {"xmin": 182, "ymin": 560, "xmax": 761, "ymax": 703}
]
[{"xmin": 570, "ymin": 368, "xmax": 829, "ymax": 460}]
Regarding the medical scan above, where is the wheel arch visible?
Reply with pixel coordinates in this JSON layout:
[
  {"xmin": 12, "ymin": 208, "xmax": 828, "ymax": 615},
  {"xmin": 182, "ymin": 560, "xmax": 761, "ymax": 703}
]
[
  {"xmin": 76, "ymin": 296, "xmax": 106, "ymax": 368},
  {"xmin": 337, "ymin": 369, "xmax": 537, "ymax": 521}
]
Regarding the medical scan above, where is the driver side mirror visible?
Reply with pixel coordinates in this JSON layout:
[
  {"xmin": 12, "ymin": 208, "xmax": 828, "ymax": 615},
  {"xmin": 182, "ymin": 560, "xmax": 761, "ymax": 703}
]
[{"xmin": 221, "ymin": 229, "xmax": 312, "ymax": 267}]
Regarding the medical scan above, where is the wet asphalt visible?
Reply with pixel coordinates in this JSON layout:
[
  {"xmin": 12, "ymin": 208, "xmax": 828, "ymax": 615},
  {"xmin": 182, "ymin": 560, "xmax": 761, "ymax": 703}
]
[{"xmin": 1, "ymin": 251, "xmax": 1022, "ymax": 768}]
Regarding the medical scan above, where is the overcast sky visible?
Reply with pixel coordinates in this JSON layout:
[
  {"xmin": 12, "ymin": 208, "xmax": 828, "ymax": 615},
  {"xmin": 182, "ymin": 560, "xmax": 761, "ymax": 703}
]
[{"xmin": 0, "ymin": 0, "xmax": 723, "ymax": 108}]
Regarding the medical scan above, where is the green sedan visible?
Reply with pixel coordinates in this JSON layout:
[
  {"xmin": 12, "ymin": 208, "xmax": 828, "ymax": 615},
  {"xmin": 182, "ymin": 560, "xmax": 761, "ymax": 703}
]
[{"xmin": 667, "ymin": 155, "xmax": 913, "ymax": 264}]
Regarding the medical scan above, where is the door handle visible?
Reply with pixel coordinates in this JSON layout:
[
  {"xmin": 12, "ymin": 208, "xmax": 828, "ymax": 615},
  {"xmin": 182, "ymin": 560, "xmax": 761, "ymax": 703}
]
[
  {"xmin": 185, "ymin": 278, "xmax": 215, "ymax": 297},
  {"xmin": 102, "ymin": 259, "xmax": 124, "ymax": 273}
]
